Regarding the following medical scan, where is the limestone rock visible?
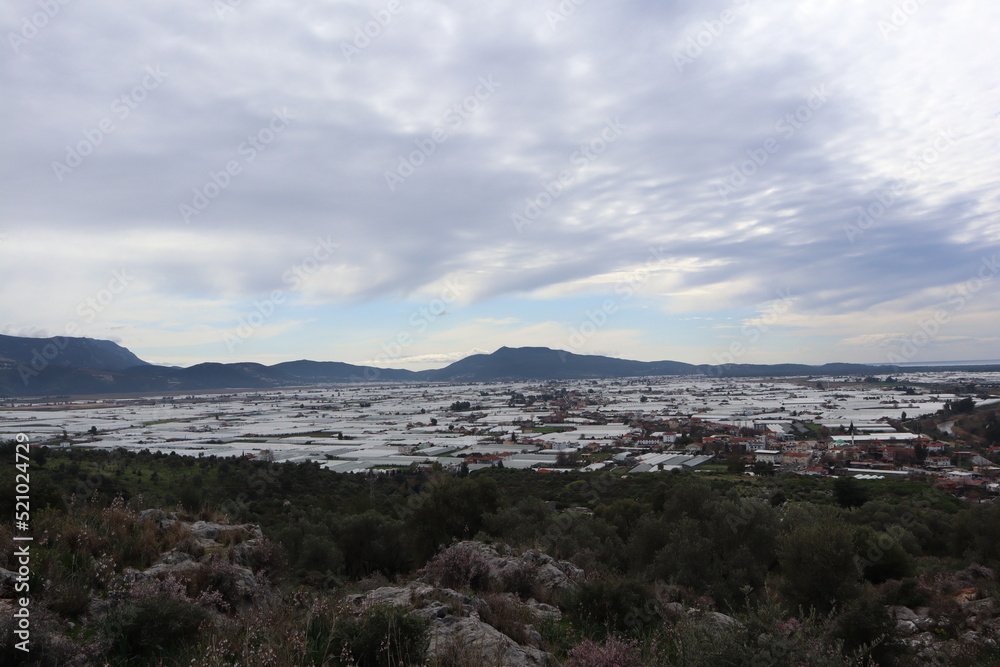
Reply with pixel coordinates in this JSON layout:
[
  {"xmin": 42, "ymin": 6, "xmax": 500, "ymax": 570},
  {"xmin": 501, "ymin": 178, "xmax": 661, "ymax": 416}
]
[{"xmin": 427, "ymin": 614, "xmax": 553, "ymax": 667}]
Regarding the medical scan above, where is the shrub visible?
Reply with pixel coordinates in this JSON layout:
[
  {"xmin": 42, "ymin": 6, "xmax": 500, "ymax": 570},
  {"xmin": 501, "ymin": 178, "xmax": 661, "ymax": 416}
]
[
  {"xmin": 478, "ymin": 593, "xmax": 536, "ymax": 646},
  {"xmin": 181, "ymin": 557, "xmax": 258, "ymax": 609},
  {"xmin": 777, "ymin": 519, "xmax": 862, "ymax": 612},
  {"xmin": 420, "ymin": 542, "xmax": 495, "ymax": 592},
  {"xmin": 236, "ymin": 537, "xmax": 289, "ymax": 582},
  {"xmin": 833, "ymin": 587, "xmax": 899, "ymax": 664},
  {"xmin": 330, "ymin": 604, "xmax": 428, "ymax": 667},
  {"xmin": 566, "ymin": 636, "xmax": 642, "ymax": 667},
  {"xmin": 102, "ymin": 595, "xmax": 208, "ymax": 660},
  {"xmin": 883, "ymin": 577, "xmax": 932, "ymax": 609},
  {"xmin": 496, "ymin": 560, "xmax": 539, "ymax": 599},
  {"xmin": 564, "ymin": 575, "xmax": 654, "ymax": 638}
]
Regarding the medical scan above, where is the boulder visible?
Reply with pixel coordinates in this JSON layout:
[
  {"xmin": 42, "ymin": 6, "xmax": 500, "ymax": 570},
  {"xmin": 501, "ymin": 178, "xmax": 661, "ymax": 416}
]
[
  {"xmin": 960, "ymin": 597, "xmax": 996, "ymax": 617},
  {"xmin": 890, "ymin": 605, "xmax": 920, "ymax": 623},
  {"xmin": 524, "ymin": 598, "xmax": 561, "ymax": 622},
  {"xmin": 188, "ymin": 521, "xmax": 261, "ymax": 542},
  {"xmin": 519, "ymin": 549, "xmax": 583, "ymax": 593},
  {"xmin": 427, "ymin": 614, "xmax": 553, "ymax": 667}
]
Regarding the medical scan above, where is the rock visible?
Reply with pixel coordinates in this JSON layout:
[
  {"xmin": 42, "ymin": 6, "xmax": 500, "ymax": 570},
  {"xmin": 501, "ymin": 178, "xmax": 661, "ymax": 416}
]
[
  {"xmin": 661, "ymin": 602, "xmax": 685, "ymax": 618},
  {"xmin": 427, "ymin": 614, "xmax": 552, "ymax": 667},
  {"xmin": 957, "ymin": 563, "xmax": 995, "ymax": 583},
  {"xmin": 138, "ymin": 508, "xmax": 170, "ymax": 522},
  {"xmin": 897, "ymin": 620, "xmax": 920, "ymax": 636},
  {"xmin": 960, "ymin": 630, "xmax": 981, "ymax": 644},
  {"xmin": 519, "ymin": 549, "xmax": 583, "ymax": 593},
  {"xmin": 228, "ymin": 564, "xmax": 259, "ymax": 598},
  {"xmin": 523, "ymin": 624, "xmax": 543, "ymax": 648},
  {"xmin": 143, "ymin": 558, "xmax": 202, "ymax": 580},
  {"xmin": 686, "ymin": 609, "xmax": 744, "ymax": 631},
  {"xmin": 890, "ymin": 605, "xmax": 920, "ymax": 623},
  {"xmin": 412, "ymin": 601, "xmax": 450, "ymax": 621},
  {"xmin": 960, "ymin": 597, "xmax": 996, "ymax": 617},
  {"xmin": 524, "ymin": 599, "xmax": 561, "ymax": 622},
  {"xmin": 138, "ymin": 508, "xmax": 179, "ymax": 530},
  {"xmin": 705, "ymin": 611, "xmax": 743, "ymax": 631},
  {"xmin": 0, "ymin": 567, "xmax": 18, "ymax": 596},
  {"xmin": 232, "ymin": 539, "xmax": 263, "ymax": 567},
  {"xmin": 188, "ymin": 521, "xmax": 261, "ymax": 543},
  {"xmin": 158, "ymin": 549, "xmax": 195, "ymax": 566}
]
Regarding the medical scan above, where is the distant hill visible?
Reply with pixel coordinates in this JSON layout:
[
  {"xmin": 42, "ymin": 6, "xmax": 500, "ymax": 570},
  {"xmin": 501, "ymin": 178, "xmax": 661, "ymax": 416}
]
[
  {"xmin": 272, "ymin": 360, "xmax": 419, "ymax": 383},
  {"xmin": 420, "ymin": 346, "xmax": 699, "ymax": 381},
  {"xmin": 0, "ymin": 334, "xmax": 150, "ymax": 371},
  {"xmin": 1, "ymin": 336, "xmax": 996, "ymax": 398}
]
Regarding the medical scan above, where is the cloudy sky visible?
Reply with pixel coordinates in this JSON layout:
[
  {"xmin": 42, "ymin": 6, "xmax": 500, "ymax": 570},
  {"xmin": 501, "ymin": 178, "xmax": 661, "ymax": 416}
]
[{"xmin": 2, "ymin": 0, "xmax": 999, "ymax": 370}]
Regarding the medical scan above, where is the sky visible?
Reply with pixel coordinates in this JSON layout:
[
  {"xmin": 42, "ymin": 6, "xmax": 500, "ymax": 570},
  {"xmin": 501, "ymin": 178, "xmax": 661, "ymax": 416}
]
[{"xmin": 2, "ymin": 0, "xmax": 999, "ymax": 371}]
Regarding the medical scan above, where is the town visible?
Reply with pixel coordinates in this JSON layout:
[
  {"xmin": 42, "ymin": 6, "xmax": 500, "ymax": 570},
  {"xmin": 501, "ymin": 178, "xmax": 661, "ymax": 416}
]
[{"xmin": 3, "ymin": 369, "xmax": 998, "ymax": 498}]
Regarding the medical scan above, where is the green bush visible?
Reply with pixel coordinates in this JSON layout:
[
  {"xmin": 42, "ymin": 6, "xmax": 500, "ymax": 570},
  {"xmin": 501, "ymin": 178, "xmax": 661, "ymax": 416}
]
[
  {"xmin": 102, "ymin": 595, "xmax": 208, "ymax": 661},
  {"xmin": 330, "ymin": 604, "xmax": 428, "ymax": 667},
  {"xmin": 777, "ymin": 519, "xmax": 862, "ymax": 612},
  {"xmin": 833, "ymin": 587, "xmax": 899, "ymax": 664},
  {"xmin": 565, "ymin": 575, "xmax": 654, "ymax": 638}
]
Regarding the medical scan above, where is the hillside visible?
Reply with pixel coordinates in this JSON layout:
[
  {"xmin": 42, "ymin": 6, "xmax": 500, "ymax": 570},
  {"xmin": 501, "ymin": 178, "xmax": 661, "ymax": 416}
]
[
  {"xmin": 1, "ymin": 334, "xmax": 994, "ymax": 398},
  {"xmin": 0, "ymin": 334, "xmax": 149, "ymax": 371},
  {"xmin": 4, "ymin": 445, "xmax": 1000, "ymax": 665}
]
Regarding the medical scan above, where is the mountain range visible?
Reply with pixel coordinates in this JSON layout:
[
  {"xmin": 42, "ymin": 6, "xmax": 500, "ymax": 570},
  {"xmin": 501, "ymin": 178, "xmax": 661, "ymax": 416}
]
[{"xmin": 1, "ymin": 334, "xmax": 997, "ymax": 398}]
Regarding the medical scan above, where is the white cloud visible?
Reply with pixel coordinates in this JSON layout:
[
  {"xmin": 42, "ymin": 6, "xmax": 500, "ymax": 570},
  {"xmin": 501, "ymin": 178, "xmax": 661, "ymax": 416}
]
[{"xmin": 2, "ymin": 0, "xmax": 999, "ymax": 366}]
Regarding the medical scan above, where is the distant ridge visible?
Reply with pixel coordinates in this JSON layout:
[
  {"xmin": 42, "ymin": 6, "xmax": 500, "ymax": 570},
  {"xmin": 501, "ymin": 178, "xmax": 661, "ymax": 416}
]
[
  {"xmin": 0, "ymin": 335, "xmax": 996, "ymax": 398},
  {"xmin": 0, "ymin": 334, "xmax": 150, "ymax": 372}
]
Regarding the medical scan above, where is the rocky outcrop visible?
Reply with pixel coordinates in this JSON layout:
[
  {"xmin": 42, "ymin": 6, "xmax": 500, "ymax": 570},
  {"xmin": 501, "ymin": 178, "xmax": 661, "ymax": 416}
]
[
  {"xmin": 891, "ymin": 598, "xmax": 1000, "ymax": 664},
  {"xmin": 125, "ymin": 512, "xmax": 264, "ymax": 602},
  {"xmin": 348, "ymin": 557, "xmax": 560, "ymax": 667},
  {"xmin": 428, "ymin": 614, "xmax": 552, "ymax": 667},
  {"xmin": 418, "ymin": 540, "xmax": 583, "ymax": 597}
]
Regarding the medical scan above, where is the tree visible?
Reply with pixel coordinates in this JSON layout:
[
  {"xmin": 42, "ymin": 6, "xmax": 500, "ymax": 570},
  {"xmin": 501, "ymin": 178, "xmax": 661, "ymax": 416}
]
[
  {"xmin": 834, "ymin": 476, "xmax": 868, "ymax": 509},
  {"xmin": 405, "ymin": 476, "xmax": 499, "ymax": 561},
  {"xmin": 777, "ymin": 519, "xmax": 862, "ymax": 612}
]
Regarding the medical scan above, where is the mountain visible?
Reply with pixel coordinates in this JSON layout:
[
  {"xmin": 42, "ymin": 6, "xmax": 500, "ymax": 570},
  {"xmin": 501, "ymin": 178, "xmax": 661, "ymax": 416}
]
[
  {"xmin": 272, "ymin": 360, "xmax": 419, "ymax": 383},
  {"xmin": 420, "ymin": 346, "xmax": 699, "ymax": 381},
  {"xmin": 1, "ymin": 335, "xmax": 996, "ymax": 398},
  {"xmin": 0, "ymin": 334, "xmax": 150, "ymax": 371}
]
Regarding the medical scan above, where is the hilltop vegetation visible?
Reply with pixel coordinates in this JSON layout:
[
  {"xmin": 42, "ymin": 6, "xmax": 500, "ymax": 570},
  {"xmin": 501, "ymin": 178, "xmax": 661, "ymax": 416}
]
[{"xmin": 3, "ymin": 443, "xmax": 1000, "ymax": 665}]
